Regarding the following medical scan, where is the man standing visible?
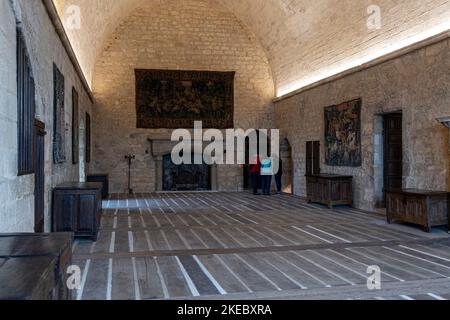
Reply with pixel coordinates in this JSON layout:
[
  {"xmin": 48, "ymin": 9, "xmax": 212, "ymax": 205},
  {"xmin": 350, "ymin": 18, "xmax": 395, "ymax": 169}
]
[{"xmin": 275, "ymin": 158, "xmax": 283, "ymax": 195}]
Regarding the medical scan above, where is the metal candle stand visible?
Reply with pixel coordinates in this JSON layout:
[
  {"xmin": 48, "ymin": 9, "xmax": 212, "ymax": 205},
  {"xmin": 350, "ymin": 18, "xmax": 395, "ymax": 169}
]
[{"xmin": 125, "ymin": 154, "xmax": 136, "ymax": 194}]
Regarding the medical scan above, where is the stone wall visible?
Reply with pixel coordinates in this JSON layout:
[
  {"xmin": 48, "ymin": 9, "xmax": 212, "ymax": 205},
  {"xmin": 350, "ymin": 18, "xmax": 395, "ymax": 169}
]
[
  {"xmin": 0, "ymin": 0, "xmax": 93, "ymax": 232},
  {"xmin": 275, "ymin": 37, "xmax": 450, "ymax": 212},
  {"xmin": 91, "ymin": 0, "xmax": 275, "ymax": 193}
]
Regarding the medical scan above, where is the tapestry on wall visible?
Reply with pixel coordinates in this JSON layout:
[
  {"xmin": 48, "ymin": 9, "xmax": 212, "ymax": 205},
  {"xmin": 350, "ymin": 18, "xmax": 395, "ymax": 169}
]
[
  {"xmin": 72, "ymin": 87, "xmax": 79, "ymax": 164},
  {"xmin": 324, "ymin": 98, "xmax": 362, "ymax": 167},
  {"xmin": 53, "ymin": 64, "xmax": 66, "ymax": 164},
  {"xmin": 135, "ymin": 69, "xmax": 235, "ymax": 129}
]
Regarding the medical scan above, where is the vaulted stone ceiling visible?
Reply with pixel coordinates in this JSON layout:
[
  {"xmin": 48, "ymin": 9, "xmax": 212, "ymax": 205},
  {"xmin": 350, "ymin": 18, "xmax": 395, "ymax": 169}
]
[{"xmin": 53, "ymin": 0, "xmax": 450, "ymax": 97}]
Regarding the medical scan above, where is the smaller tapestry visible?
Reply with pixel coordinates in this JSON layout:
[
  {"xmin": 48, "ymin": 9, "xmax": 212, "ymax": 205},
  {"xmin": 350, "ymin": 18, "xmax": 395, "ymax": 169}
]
[
  {"xmin": 72, "ymin": 87, "xmax": 79, "ymax": 164},
  {"xmin": 53, "ymin": 64, "xmax": 66, "ymax": 164},
  {"xmin": 324, "ymin": 98, "xmax": 362, "ymax": 167}
]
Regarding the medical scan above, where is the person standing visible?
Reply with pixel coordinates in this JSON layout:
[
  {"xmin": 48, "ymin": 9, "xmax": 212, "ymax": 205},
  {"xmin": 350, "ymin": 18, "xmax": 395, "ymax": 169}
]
[
  {"xmin": 275, "ymin": 158, "xmax": 283, "ymax": 195},
  {"xmin": 249, "ymin": 155, "xmax": 261, "ymax": 195},
  {"xmin": 260, "ymin": 157, "xmax": 272, "ymax": 195}
]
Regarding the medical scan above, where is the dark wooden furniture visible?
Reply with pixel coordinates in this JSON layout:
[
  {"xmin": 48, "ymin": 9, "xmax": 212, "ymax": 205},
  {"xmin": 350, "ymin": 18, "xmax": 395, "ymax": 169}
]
[
  {"xmin": 386, "ymin": 189, "xmax": 450, "ymax": 232},
  {"xmin": 53, "ymin": 182, "xmax": 102, "ymax": 240},
  {"xmin": 0, "ymin": 233, "xmax": 73, "ymax": 300},
  {"xmin": 306, "ymin": 141, "xmax": 321, "ymax": 176},
  {"xmin": 87, "ymin": 174, "xmax": 109, "ymax": 199},
  {"xmin": 306, "ymin": 174, "xmax": 353, "ymax": 208}
]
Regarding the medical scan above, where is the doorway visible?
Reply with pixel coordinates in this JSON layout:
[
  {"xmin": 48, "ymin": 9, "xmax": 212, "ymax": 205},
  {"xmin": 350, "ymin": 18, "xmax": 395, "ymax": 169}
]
[
  {"xmin": 383, "ymin": 113, "xmax": 403, "ymax": 202},
  {"xmin": 34, "ymin": 119, "xmax": 46, "ymax": 233},
  {"xmin": 280, "ymin": 138, "xmax": 294, "ymax": 194}
]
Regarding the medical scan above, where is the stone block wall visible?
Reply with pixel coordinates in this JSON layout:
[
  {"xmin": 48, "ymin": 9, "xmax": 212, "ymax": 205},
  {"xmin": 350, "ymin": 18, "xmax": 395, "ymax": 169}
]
[
  {"xmin": 275, "ymin": 37, "xmax": 450, "ymax": 212},
  {"xmin": 91, "ymin": 0, "xmax": 275, "ymax": 193},
  {"xmin": 0, "ymin": 0, "xmax": 93, "ymax": 232}
]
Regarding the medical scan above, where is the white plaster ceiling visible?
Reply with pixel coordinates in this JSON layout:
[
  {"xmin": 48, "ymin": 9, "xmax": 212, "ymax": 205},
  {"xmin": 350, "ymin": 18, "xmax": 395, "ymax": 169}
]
[{"xmin": 53, "ymin": 0, "xmax": 450, "ymax": 97}]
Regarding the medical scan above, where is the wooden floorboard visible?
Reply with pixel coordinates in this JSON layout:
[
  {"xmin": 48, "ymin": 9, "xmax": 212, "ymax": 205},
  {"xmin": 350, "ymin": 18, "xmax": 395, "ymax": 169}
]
[{"xmin": 72, "ymin": 192, "xmax": 450, "ymax": 300}]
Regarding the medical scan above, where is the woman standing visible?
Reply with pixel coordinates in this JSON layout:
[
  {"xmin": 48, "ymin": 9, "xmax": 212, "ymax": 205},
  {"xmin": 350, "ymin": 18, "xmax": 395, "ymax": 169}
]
[
  {"xmin": 260, "ymin": 157, "xmax": 273, "ymax": 196},
  {"xmin": 249, "ymin": 155, "xmax": 261, "ymax": 195}
]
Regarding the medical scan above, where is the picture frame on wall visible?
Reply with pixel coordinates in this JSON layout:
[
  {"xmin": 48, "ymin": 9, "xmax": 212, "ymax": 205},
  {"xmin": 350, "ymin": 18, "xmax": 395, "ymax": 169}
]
[
  {"xmin": 53, "ymin": 63, "xmax": 66, "ymax": 164},
  {"xmin": 72, "ymin": 87, "xmax": 79, "ymax": 164},
  {"xmin": 85, "ymin": 112, "xmax": 91, "ymax": 163}
]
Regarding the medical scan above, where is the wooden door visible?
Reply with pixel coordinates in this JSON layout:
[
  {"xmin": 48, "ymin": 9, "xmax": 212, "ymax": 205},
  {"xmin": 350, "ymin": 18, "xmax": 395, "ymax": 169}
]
[
  {"xmin": 383, "ymin": 113, "xmax": 403, "ymax": 199},
  {"xmin": 34, "ymin": 120, "xmax": 46, "ymax": 233}
]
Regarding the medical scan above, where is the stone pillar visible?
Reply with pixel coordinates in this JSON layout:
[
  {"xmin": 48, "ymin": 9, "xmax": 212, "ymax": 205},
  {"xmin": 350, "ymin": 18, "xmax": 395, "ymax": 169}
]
[{"xmin": 155, "ymin": 156, "xmax": 163, "ymax": 191}]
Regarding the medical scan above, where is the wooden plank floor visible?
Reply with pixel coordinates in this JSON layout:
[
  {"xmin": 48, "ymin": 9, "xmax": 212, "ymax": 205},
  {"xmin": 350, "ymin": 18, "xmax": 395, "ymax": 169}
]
[{"xmin": 72, "ymin": 192, "xmax": 450, "ymax": 300}]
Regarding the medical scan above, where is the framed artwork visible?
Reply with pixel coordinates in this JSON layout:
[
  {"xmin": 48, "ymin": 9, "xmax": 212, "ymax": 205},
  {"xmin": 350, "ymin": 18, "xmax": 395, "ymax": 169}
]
[
  {"xmin": 135, "ymin": 69, "xmax": 235, "ymax": 129},
  {"xmin": 324, "ymin": 98, "xmax": 362, "ymax": 167},
  {"xmin": 85, "ymin": 112, "xmax": 91, "ymax": 163},
  {"xmin": 53, "ymin": 63, "xmax": 66, "ymax": 164},
  {"xmin": 72, "ymin": 87, "xmax": 79, "ymax": 164}
]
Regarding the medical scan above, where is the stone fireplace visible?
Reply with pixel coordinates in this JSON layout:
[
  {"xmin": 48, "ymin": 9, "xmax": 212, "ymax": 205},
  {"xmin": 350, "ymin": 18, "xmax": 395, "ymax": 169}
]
[
  {"xmin": 148, "ymin": 134, "xmax": 218, "ymax": 191},
  {"xmin": 163, "ymin": 154, "xmax": 211, "ymax": 191}
]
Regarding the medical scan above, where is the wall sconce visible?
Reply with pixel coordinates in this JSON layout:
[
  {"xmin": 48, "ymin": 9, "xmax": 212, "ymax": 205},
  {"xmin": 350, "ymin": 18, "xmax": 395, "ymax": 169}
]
[{"xmin": 437, "ymin": 117, "xmax": 450, "ymax": 129}]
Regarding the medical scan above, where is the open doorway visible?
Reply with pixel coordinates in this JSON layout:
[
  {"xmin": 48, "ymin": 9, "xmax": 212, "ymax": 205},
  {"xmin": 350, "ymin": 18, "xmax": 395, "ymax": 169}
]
[{"xmin": 280, "ymin": 138, "xmax": 294, "ymax": 194}]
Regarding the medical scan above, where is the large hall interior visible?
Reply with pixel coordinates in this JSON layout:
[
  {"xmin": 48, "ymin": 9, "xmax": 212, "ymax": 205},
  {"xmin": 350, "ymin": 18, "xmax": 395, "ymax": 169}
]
[{"xmin": 1, "ymin": 0, "xmax": 450, "ymax": 301}]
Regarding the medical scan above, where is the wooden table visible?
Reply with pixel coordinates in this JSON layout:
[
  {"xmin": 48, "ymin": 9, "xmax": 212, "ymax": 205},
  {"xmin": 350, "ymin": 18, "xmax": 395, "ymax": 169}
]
[
  {"xmin": 386, "ymin": 189, "xmax": 450, "ymax": 232},
  {"xmin": 53, "ymin": 182, "xmax": 102, "ymax": 240},
  {"xmin": 0, "ymin": 233, "xmax": 73, "ymax": 300},
  {"xmin": 306, "ymin": 174, "xmax": 353, "ymax": 208}
]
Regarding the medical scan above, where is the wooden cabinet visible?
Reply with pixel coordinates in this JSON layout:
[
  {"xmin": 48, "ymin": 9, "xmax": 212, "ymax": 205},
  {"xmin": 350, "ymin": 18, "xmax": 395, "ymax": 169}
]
[
  {"xmin": 306, "ymin": 174, "xmax": 353, "ymax": 208},
  {"xmin": 0, "ymin": 233, "xmax": 73, "ymax": 300},
  {"xmin": 87, "ymin": 174, "xmax": 109, "ymax": 199},
  {"xmin": 386, "ymin": 189, "xmax": 450, "ymax": 232},
  {"xmin": 53, "ymin": 182, "xmax": 102, "ymax": 240}
]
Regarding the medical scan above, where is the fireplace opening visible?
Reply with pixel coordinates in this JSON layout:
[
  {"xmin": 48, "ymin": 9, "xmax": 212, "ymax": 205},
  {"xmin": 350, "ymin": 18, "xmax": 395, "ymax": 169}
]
[{"xmin": 162, "ymin": 154, "xmax": 211, "ymax": 191}]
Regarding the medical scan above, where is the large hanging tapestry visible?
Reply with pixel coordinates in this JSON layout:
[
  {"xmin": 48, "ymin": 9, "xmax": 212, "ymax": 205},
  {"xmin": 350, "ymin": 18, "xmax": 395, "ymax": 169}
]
[
  {"xmin": 53, "ymin": 64, "xmax": 66, "ymax": 164},
  {"xmin": 324, "ymin": 98, "xmax": 362, "ymax": 167},
  {"xmin": 135, "ymin": 69, "xmax": 235, "ymax": 129}
]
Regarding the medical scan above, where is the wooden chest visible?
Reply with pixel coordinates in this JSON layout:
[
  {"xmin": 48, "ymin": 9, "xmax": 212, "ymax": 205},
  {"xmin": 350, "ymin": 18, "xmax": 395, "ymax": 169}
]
[
  {"xmin": 306, "ymin": 174, "xmax": 353, "ymax": 208},
  {"xmin": 53, "ymin": 182, "xmax": 102, "ymax": 240},
  {"xmin": 386, "ymin": 189, "xmax": 450, "ymax": 232},
  {"xmin": 87, "ymin": 174, "xmax": 109, "ymax": 199},
  {"xmin": 0, "ymin": 233, "xmax": 73, "ymax": 300}
]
